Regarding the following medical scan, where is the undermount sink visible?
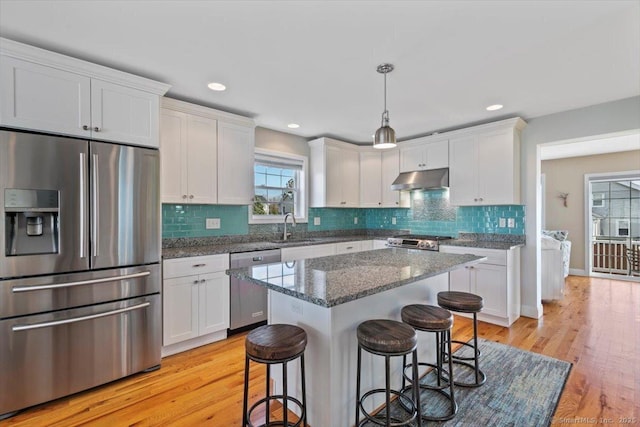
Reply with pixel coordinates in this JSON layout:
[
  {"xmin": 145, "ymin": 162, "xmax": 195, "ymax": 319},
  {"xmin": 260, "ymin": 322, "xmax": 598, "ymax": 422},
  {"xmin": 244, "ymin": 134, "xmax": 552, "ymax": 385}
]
[{"xmin": 269, "ymin": 238, "xmax": 320, "ymax": 244}]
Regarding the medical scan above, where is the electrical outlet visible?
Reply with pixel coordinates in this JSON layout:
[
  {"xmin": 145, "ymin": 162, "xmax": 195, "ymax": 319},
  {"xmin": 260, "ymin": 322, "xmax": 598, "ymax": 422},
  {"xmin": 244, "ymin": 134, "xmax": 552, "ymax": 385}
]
[
  {"xmin": 507, "ymin": 218, "xmax": 515, "ymax": 228},
  {"xmin": 499, "ymin": 218, "xmax": 506, "ymax": 228},
  {"xmin": 314, "ymin": 217, "xmax": 321, "ymax": 226},
  {"xmin": 354, "ymin": 217, "xmax": 358, "ymax": 224},
  {"xmin": 205, "ymin": 218, "xmax": 221, "ymax": 229},
  {"xmin": 392, "ymin": 217, "xmax": 397, "ymax": 225}
]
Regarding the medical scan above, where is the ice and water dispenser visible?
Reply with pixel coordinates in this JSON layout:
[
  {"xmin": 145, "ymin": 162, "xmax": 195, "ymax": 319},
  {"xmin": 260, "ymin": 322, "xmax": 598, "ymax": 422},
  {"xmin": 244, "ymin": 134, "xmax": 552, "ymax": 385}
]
[{"xmin": 5, "ymin": 189, "xmax": 60, "ymax": 256}]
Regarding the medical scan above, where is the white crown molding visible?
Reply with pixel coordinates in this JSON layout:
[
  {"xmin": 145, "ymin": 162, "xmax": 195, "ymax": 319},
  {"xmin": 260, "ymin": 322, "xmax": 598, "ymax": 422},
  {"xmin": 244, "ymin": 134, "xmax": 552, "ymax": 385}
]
[
  {"xmin": 161, "ymin": 97, "xmax": 255, "ymax": 127},
  {"xmin": 0, "ymin": 37, "xmax": 171, "ymax": 95}
]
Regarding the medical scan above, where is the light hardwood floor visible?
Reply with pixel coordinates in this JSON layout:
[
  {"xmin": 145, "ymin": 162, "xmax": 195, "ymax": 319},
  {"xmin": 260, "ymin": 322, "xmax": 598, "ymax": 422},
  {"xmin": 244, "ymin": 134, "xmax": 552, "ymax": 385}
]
[{"xmin": 3, "ymin": 276, "xmax": 639, "ymax": 426}]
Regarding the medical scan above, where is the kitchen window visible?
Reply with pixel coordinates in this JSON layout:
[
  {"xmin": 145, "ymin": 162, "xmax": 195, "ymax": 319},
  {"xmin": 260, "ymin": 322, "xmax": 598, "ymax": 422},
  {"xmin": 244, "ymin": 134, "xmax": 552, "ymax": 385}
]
[{"xmin": 250, "ymin": 148, "xmax": 308, "ymax": 224}]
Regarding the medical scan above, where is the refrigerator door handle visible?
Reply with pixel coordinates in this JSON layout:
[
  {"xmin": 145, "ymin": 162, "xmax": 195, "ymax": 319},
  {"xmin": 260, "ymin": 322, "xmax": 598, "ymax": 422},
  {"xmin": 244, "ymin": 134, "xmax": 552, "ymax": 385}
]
[
  {"xmin": 79, "ymin": 152, "xmax": 86, "ymax": 259},
  {"xmin": 11, "ymin": 302, "xmax": 151, "ymax": 332},
  {"xmin": 91, "ymin": 153, "xmax": 99, "ymax": 257},
  {"xmin": 11, "ymin": 271, "xmax": 151, "ymax": 293}
]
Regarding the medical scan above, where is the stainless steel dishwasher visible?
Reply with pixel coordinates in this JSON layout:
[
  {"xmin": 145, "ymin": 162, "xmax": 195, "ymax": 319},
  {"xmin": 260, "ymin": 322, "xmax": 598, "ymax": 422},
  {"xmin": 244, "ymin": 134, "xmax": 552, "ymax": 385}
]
[{"xmin": 229, "ymin": 249, "xmax": 281, "ymax": 333}]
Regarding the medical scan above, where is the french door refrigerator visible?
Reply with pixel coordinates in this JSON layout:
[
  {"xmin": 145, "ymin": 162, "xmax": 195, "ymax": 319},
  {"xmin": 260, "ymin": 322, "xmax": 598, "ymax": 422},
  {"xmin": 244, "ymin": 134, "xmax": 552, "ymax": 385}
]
[{"xmin": 0, "ymin": 129, "xmax": 161, "ymax": 418}]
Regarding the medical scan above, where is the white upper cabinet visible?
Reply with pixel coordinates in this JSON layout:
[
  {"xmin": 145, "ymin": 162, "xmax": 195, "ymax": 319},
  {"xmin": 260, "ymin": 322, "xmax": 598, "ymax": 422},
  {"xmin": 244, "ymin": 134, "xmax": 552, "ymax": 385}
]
[
  {"xmin": 309, "ymin": 137, "xmax": 360, "ymax": 207},
  {"xmin": 160, "ymin": 98, "xmax": 255, "ymax": 205},
  {"xmin": 217, "ymin": 121, "xmax": 255, "ymax": 205},
  {"xmin": 90, "ymin": 79, "xmax": 159, "ymax": 147},
  {"xmin": 449, "ymin": 118, "xmax": 526, "ymax": 206},
  {"xmin": 359, "ymin": 148, "xmax": 409, "ymax": 208},
  {"xmin": 160, "ymin": 107, "xmax": 218, "ymax": 204},
  {"xmin": 0, "ymin": 38, "xmax": 169, "ymax": 147},
  {"xmin": 399, "ymin": 138, "xmax": 449, "ymax": 172}
]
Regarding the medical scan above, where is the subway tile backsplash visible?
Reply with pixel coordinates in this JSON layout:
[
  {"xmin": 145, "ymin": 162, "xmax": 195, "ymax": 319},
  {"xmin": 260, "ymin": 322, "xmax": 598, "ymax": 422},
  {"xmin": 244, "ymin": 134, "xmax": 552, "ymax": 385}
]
[{"xmin": 163, "ymin": 190, "xmax": 525, "ymax": 238}]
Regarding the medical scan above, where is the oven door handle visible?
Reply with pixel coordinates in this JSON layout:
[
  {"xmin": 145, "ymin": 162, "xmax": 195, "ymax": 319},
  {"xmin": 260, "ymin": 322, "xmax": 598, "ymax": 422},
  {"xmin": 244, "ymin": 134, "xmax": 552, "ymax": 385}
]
[
  {"xmin": 11, "ymin": 302, "xmax": 151, "ymax": 332},
  {"xmin": 11, "ymin": 271, "xmax": 151, "ymax": 293}
]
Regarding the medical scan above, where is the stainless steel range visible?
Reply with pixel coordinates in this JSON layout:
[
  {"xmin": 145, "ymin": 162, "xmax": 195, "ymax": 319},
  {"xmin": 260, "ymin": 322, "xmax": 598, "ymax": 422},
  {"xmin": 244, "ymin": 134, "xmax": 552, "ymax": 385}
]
[{"xmin": 386, "ymin": 234, "xmax": 453, "ymax": 251}]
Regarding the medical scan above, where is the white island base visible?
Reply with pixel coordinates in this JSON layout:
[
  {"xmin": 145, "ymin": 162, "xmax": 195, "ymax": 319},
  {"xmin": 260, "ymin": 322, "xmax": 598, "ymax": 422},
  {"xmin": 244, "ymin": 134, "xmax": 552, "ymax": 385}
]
[{"xmin": 267, "ymin": 273, "xmax": 449, "ymax": 427}]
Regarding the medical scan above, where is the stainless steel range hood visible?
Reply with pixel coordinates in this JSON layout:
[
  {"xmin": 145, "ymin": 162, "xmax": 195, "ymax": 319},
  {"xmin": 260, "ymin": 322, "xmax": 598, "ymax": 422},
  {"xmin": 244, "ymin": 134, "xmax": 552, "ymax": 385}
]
[{"xmin": 391, "ymin": 167, "xmax": 449, "ymax": 191}]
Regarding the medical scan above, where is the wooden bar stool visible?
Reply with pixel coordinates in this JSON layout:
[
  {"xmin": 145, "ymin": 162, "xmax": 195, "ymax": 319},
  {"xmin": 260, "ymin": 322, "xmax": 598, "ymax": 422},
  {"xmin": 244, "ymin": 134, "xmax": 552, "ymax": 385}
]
[
  {"xmin": 243, "ymin": 324, "xmax": 308, "ymax": 427},
  {"xmin": 355, "ymin": 319, "xmax": 421, "ymax": 427},
  {"xmin": 400, "ymin": 304, "xmax": 458, "ymax": 421},
  {"xmin": 437, "ymin": 291, "xmax": 486, "ymax": 387}
]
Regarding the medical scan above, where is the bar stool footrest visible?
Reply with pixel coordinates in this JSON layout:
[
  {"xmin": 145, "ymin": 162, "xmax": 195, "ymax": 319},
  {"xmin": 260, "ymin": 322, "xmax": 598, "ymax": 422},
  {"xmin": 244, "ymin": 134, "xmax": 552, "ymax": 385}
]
[
  {"xmin": 398, "ymin": 385, "xmax": 458, "ymax": 422},
  {"xmin": 247, "ymin": 395, "xmax": 306, "ymax": 427},
  {"xmin": 445, "ymin": 339, "xmax": 481, "ymax": 362},
  {"xmin": 357, "ymin": 388, "xmax": 418, "ymax": 427},
  {"xmin": 402, "ymin": 362, "xmax": 452, "ymax": 391}
]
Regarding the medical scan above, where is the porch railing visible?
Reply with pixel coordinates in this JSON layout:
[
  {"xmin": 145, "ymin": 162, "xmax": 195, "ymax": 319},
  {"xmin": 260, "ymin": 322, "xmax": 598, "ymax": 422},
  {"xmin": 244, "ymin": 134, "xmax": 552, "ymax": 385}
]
[{"xmin": 592, "ymin": 239, "xmax": 640, "ymax": 275}]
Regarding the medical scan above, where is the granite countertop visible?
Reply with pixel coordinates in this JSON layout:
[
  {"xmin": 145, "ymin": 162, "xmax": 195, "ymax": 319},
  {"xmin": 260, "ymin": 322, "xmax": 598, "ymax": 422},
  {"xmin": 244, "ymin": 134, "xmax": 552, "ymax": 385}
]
[
  {"xmin": 226, "ymin": 248, "xmax": 485, "ymax": 307},
  {"xmin": 441, "ymin": 239, "xmax": 525, "ymax": 250},
  {"xmin": 162, "ymin": 235, "xmax": 383, "ymax": 259}
]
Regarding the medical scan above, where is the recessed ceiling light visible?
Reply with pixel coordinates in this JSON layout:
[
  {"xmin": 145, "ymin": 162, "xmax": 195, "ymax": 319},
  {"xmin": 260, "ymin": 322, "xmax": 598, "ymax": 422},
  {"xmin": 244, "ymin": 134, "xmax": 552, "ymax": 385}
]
[
  {"xmin": 207, "ymin": 82, "xmax": 226, "ymax": 91},
  {"xmin": 486, "ymin": 104, "xmax": 503, "ymax": 111},
  {"xmin": 287, "ymin": 123, "xmax": 300, "ymax": 129}
]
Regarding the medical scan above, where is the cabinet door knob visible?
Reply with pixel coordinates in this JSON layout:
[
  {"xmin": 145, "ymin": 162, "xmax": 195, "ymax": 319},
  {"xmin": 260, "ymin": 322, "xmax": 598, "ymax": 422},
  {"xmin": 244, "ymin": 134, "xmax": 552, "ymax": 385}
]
[
  {"xmin": 82, "ymin": 125, "xmax": 90, "ymax": 130},
  {"xmin": 479, "ymin": 197, "xmax": 484, "ymax": 201},
  {"xmin": 189, "ymin": 195, "xmax": 194, "ymax": 199},
  {"xmin": 182, "ymin": 195, "xmax": 187, "ymax": 199},
  {"xmin": 193, "ymin": 280, "xmax": 199, "ymax": 284},
  {"xmin": 93, "ymin": 127, "xmax": 100, "ymax": 132},
  {"xmin": 378, "ymin": 202, "xmax": 382, "ymax": 205},
  {"xmin": 200, "ymin": 279, "xmax": 206, "ymax": 283},
  {"xmin": 474, "ymin": 198, "xmax": 478, "ymax": 202}
]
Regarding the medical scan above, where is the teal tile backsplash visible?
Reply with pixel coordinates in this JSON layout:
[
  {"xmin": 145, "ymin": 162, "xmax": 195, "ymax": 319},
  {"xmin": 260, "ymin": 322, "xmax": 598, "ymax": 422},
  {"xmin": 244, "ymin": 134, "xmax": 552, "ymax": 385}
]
[
  {"xmin": 162, "ymin": 204, "xmax": 248, "ymax": 238},
  {"xmin": 308, "ymin": 190, "xmax": 525, "ymax": 236},
  {"xmin": 163, "ymin": 191, "xmax": 525, "ymax": 238}
]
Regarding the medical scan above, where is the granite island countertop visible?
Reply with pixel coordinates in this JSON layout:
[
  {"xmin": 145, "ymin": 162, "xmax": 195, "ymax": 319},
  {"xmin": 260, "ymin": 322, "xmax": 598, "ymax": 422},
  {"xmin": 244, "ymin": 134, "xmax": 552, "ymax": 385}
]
[{"xmin": 226, "ymin": 248, "xmax": 485, "ymax": 307}]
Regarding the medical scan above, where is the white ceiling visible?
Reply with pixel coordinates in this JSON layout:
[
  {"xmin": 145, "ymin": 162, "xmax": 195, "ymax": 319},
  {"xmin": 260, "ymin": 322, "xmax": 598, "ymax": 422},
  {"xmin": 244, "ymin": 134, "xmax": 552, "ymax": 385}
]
[{"xmin": 0, "ymin": 1, "xmax": 639, "ymax": 144}]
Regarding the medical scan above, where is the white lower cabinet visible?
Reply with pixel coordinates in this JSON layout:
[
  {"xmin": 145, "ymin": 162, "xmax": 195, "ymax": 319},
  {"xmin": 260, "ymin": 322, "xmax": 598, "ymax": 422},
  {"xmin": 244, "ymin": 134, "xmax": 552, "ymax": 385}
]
[
  {"xmin": 441, "ymin": 245, "xmax": 520, "ymax": 327},
  {"xmin": 281, "ymin": 243, "xmax": 336, "ymax": 262},
  {"xmin": 281, "ymin": 240, "xmax": 378, "ymax": 262},
  {"xmin": 162, "ymin": 254, "xmax": 230, "ymax": 356}
]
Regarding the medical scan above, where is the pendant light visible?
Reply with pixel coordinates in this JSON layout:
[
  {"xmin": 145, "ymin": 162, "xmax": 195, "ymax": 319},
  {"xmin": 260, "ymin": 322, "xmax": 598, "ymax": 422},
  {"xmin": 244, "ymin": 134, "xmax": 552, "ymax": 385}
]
[{"xmin": 373, "ymin": 63, "xmax": 397, "ymax": 149}]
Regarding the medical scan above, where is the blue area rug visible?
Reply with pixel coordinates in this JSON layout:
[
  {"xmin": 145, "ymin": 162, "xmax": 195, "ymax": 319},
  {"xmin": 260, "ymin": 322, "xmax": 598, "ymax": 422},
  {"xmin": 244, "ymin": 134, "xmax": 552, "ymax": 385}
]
[{"xmin": 367, "ymin": 338, "xmax": 572, "ymax": 427}]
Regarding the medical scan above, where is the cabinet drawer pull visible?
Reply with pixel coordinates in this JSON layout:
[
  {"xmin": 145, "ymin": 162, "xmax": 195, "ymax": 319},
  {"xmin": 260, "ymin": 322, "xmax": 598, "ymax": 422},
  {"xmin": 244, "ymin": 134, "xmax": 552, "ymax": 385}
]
[
  {"xmin": 193, "ymin": 263, "xmax": 206, "ymax": 267},
  {"xmin": 346, "ymin": 246, "xmax": 353, "ymax": 250}
]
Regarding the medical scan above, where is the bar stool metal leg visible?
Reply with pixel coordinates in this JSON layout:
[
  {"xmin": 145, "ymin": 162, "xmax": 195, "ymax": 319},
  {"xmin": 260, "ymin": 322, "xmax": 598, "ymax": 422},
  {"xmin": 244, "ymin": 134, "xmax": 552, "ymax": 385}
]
[{"xmin": 243, "ymin": 355, "xmax": 250, "ymax": 427}]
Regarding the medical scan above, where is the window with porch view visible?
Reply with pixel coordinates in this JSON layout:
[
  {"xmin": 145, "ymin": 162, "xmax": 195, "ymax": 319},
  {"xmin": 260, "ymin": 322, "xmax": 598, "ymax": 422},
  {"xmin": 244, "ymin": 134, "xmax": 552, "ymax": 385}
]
[{"xmin": 251, "ymin": 150, "xmax": 307, "ymax": 223}]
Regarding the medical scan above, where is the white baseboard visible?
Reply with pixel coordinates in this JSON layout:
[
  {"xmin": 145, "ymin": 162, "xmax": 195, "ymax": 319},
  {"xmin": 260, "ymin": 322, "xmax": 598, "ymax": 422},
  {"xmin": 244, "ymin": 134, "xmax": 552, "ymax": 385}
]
[
  {"xmin": 569, "ymin": 268, "xmax": 587, "ymax": 276},
  {"xmin": 161, "ymin": 329, "xmax": 227, "ymax": 358},
  {"xmin": 521, "ymin": 304, "xmax": 543, "ymax": 319}
]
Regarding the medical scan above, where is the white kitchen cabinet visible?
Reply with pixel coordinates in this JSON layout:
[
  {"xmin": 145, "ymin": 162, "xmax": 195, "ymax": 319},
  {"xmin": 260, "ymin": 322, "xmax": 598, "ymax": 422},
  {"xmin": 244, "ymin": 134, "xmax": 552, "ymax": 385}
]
[
  {"xmin": 441, "ymin": 245, "xmax": 520, "ymax": 327},
  {"xmin": 399, "ymin": 138, "xmax": 449, "ymax": 172},
  {"xmin": 160, "ymin": 108, "xmax": 218, "ymax": 204},
  {"xmin": 309, "ymin": 137, "xmax": 360, "ymax": 207},
  {"xmin": 0, "ymin": 40, "xmax": 169, "ymax": 147},
  {"xmin": 217, "ymin": 121, "xmax": 255, "ymax": 205},
  {"xmin": 360, "ymin": 149, "xmax": 409, "ymax": 208},
  {"xmin": 162, "ymin": 254, "xmax": 230, "ymax": 356},
  {"xmin": 372, "ymin": 240, "xmax": 389, "ymax": 250},
  {"xmin": 448, "ymin": 118, "xmax": 526, "ymax": 205},
  {"xmin": 335, "ymin": 241, "xmax": 363, "ymax": 254},
  {"xmin": 160, "ymin": 98, "xmax": 255, "ymax": 205},
  {"xmin": 281, "ymin": 243, "xmax": 337, "ymax": 262}
]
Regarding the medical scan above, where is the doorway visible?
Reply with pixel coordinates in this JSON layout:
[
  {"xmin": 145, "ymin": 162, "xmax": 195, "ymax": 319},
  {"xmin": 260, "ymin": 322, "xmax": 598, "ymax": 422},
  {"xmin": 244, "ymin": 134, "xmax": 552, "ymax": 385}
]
[{"xmin": 586, "ymin": 173, "xmax": 640, "ymax": 278}]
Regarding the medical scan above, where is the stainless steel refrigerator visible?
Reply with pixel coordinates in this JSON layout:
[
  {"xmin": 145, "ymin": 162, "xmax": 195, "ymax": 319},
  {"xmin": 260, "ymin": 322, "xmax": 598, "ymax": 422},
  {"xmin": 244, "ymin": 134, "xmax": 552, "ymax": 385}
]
[{"xmin": 0, "ymin": 129, "xmax": 161, "ymax": 418}]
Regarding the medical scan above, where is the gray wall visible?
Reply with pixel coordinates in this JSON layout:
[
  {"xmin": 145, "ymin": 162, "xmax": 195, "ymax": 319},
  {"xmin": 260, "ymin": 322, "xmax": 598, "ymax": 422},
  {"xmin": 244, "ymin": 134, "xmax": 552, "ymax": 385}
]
[
  {"xmin": 521, "ymin": 95, "xmax": 640, "ymax": 318},
  {"xmin": 255, "ymin": 126, "xmax": 310, "ymax": 157}
]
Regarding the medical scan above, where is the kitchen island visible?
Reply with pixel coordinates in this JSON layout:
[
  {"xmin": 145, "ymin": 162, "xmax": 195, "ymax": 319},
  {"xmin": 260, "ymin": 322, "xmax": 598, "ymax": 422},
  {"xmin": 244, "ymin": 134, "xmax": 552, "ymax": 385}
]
[{"xmin": 227, "ymin": 248, "xmax": 485, "ymax": 427}]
